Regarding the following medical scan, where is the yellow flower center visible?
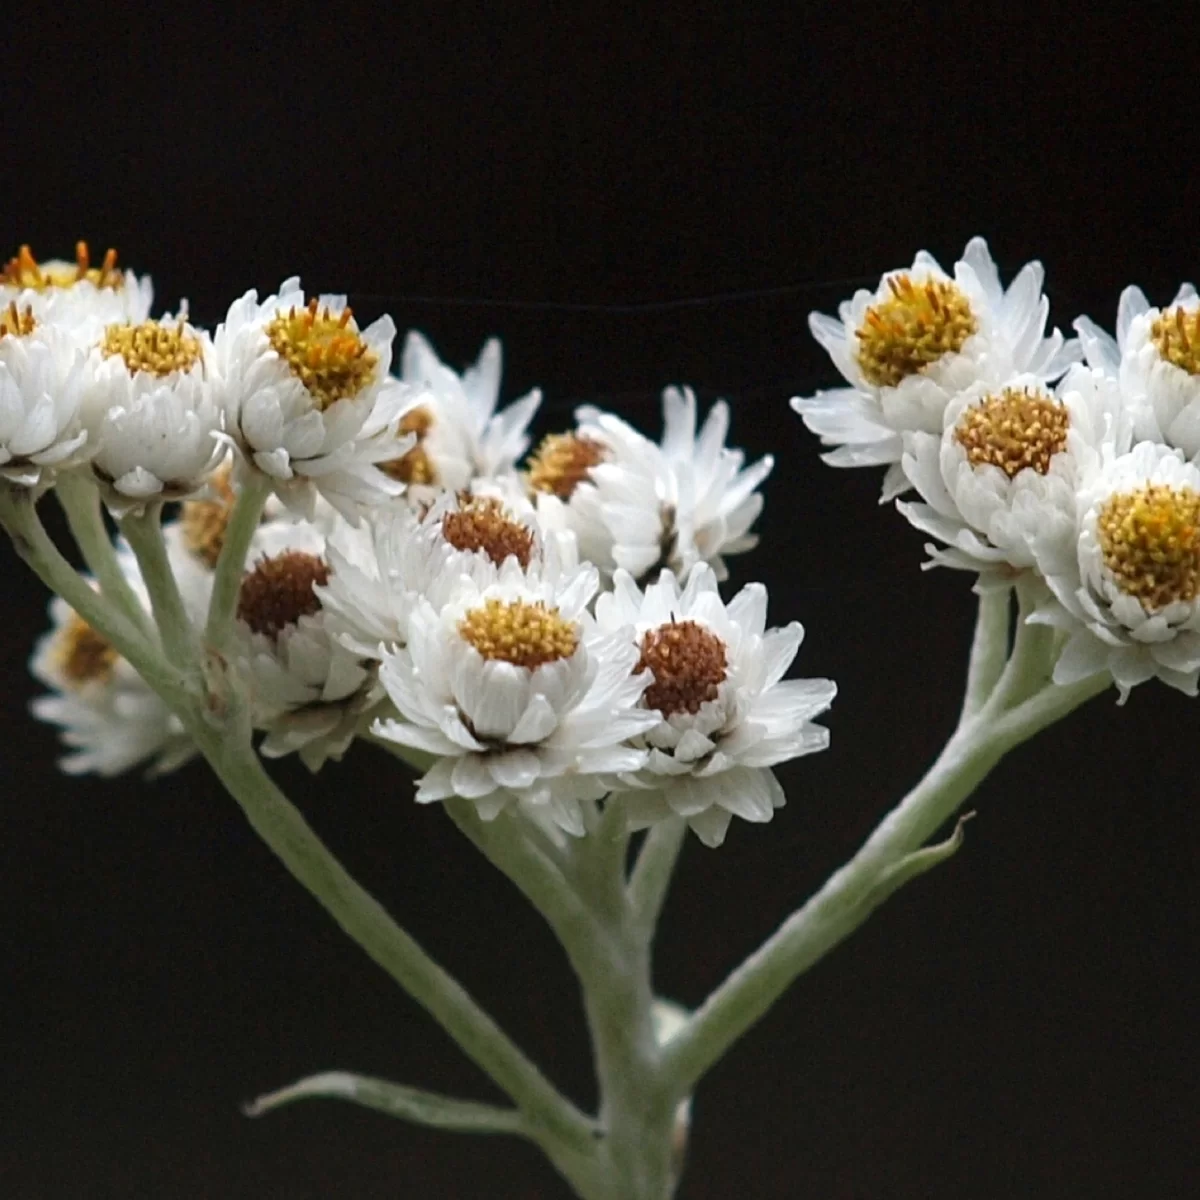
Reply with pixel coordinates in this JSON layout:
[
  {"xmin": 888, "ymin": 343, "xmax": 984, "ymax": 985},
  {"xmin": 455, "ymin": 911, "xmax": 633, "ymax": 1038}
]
[
  {"xmin": 265, "ymin": 298, "xmax": 378, "ymax": 410},
  {"xmin": 180, "ymin": 463, "xmax": 237, "ymax": 567},
  {"xmin": 1150, "ymin": 306, "xmax": 1200, "ymax": 376},
  {"xmin": 527, "ymin": 433, "xmax": 607, "ymax": 498},
  {"xmin": 0, "ymin": 301, "xmax": 36, "ymax": 340},
  {"xmin": 953, "ymin": 387, "xmax": 1069, "ymax": 478},
  {"xmin": 102, "ymin": 319, "xmax": 203, "ymax": 377},
  {"xmin": 1098, "ymin": 484, "xmax": 1200, "ymax": 611},
  {"xmin": 1, "ymin": 242, "xmax": 124, "ymax": 291},
  {"xmin": 381, "ymin": 405, "xmax": 436, "ymax": 484},
  {"xmin": 458, "ymin": 598, "xmax": 579, "ymax": 668},
  {"xmin": 54, "ymin": 611, "xmax": 119, "ymax": 687},
  {"xmin": 237, "ymin": 550, "xmax": 331, "ymax": 637},
  {"xmin": 442, "ymin": 496, "xmax": 535, "ymax": 567},
  {"xmin": 636, "ymin": 620, "xmax": 728, "ymax": 716},
  {"xmin": 855, "ymin": 274, "xmax": 978, "ymax": 388}
]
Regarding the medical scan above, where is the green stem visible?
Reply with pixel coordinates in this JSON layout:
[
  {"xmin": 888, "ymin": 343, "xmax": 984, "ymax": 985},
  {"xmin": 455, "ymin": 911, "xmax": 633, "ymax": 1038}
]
[
  {"xmin": 627, "ymin": 818, "xmax": 687, "ymax": 945},
  {"xmin": 961, "ymin": 584, "xmax": 1011, "ymax": 716},
  {"xmin": 204, "ymin": 474, "xmax": 269, "ymax": 650}
]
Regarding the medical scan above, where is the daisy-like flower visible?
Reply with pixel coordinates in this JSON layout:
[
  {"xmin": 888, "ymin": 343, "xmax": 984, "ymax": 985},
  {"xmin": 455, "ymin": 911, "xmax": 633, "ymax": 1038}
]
[
  {"xmin": 30, "ymin": 593, "xmax": 194, "ymax": 777},
  {"xmin": 78, "ymin": 314, "xmax": 223, "ymax": 509},
  {"xmin": 0, "ymin": 303, "xmax": 91, "ymax": 487},
  {"xmin": 529, "ymin": 386, "xmax": 771, "ymax": 581},
  {"xmin": 372, "ymin": 562, "xmax": 660, "ymax": 836},
  {"xmin": 379, "ymin": 332, "xmax": 541, "ymax": 492},
  {"xmin": 792, "ymin": 237, "xmax": 1077, "ymax": 501},
  {"xmin": 1029, "ymin": 440, "xmax": 1200, "ymax": 701},
  {"xmin": 897, "ymin": 366, "xmax": 1132, "ymax": 588},
  {"xmin": 1, "ymin": 242, "xmax": 153, "ymax": 329},
  {"xmin": 594, "ymin": 565, "xmax": 835, "ymax": 847},
  {"xmin": 1076, "ymin": 283, "xmax": 1200, "ymax": 459},
  {"xmin": 232, "ymin": 516, "xmax": 375, "ymax": 770},
  {"xmin": 211, "ymin": 278, "xmax": 418, "ymax": 522}
]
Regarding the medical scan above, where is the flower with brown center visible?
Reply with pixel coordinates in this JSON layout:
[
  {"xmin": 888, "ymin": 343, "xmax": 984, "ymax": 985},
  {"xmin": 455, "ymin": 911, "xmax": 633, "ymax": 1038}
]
[
  {"xmin": 1098, "ymin": 484, "xmax": 1200, "ymax": 612},
  {"xmin": 855, "ymin": 274, "xmax": 979, "ymax": 389},
  {"xmin": 1, "ymin": 242, "xmax": 124, "ymax": 291},
  {"xmin": 380, "ymin": 405, "xmax": 436, "ymax": 484},
  {"xmin": 953, "ymin": 386, "xmax": 1070, "ymax": 478},
  {"xmin": 52, "ymin": 611, "xmax": 119, "ymax": 688},
  {"xmin": 265, "ymin": 299, "xmax": 378, "ymax": 410},
  {"xmin": 237, "ymin": 551, "xmax": 331, "ymax": 638},
  {"xmin": 442, "ymin": 497, "xmax": 534, "ymax": 568},
  {"xmin": 526, "ymin": 432, "xmax": 607, "ymax": 498},
  {"xmin": 458, "ymin": 598, "xmax": 578, "ymax": 669},
  {"xmin": 636, "ymin": 619, "xmax": 728, "ymax": 716},
  {"xmin": 102, "ymin": 319, "xmax": 203, "ymax": 377}
]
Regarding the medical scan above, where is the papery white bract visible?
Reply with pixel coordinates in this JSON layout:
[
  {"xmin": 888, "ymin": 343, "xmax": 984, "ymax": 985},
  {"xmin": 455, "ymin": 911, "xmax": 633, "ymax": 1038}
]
[
  {"xmin": 792, "ymin": 237, "xmax": 1077, "ymax": 501},
  {"xmin": 594, "ymin": 564, "xmax": 835, "ymax": 847}
]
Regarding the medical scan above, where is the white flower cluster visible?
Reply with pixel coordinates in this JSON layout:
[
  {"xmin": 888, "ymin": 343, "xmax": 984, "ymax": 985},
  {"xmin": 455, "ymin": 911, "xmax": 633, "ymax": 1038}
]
[
  {"xmin": 24, "ymin": 243, "xmax": 833, "ymax": 848},
  {"xmin": 794, "ymin": 237, "xmax": 1200, "ymax": 701}
]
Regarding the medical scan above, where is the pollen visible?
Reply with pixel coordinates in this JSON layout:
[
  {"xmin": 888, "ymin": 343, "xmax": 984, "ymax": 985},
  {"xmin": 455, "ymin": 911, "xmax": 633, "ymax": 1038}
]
[
  {"xmin": 442, "ymin": 496, "xmax": 535, "ymax": 567},
  {"xmin": 1098, "ymin": 484, "xmax": 1200, "ymax": 611},
  {"xmin": 1, "ymin": 242, "xmax": 124, "ymax": 291},
  {"xmin": 526, "ymin": 433, "xmax": 607, "ymax": 498},
  {"xmin": 0, "ymin": 301, "xmax": 36, "ymax": 339},
  {"xmin": 265, "ymin": 298, "xmax": 378, "ymax": 410},
  {"xmin": 855, "ymin": 274, "xmax": 978, "ymax": 389},
  {"xmin": 953, "ymin": 387, "xmax": 1069, "ymax": 477},
  {"xmin": 180, "ymin": 463, "xmax": 237, "ymax": 567},
  {"xmin": 458, "ymin": 598, "xmax": 579, "ymax": 668},
  {"xmin": 54, "ymin": 611, "xmax": 119, "ymax": 687},
  {"xmin": 1150, "ymin": 306, "xmax": 1200, "ymax": 376},
  {"xmin": 636, "ymin": 619, "xmax": 728, "ymax": 717},
  {"xmin": 381, "ymin": 405, "xmax": 437, "ymax": 485},
  {"xmin": 102, "ymin": 319, "xmax": 203, "ymax": 377},
  {"xmin": 237, "ymin": 550, "xmax": 331, "ymax": 638}
]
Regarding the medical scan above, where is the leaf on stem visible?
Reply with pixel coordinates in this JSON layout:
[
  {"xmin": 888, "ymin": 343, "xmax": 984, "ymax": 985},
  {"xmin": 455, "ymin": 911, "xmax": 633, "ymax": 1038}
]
[{"xmin": 867, "ymin": 812, "xmax": 976, "ymax": 908}]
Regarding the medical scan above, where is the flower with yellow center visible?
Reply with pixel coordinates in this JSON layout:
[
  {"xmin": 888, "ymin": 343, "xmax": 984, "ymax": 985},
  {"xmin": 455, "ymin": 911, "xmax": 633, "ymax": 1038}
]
[
  {"xmin": 527, "ymin": 432, "xmax": 607, "ymax": 498},
  {"xmin": 0, "ymin": 242, "xmax": 153, "ymax": 326},
  {"xmin": 374, "ymin": 566, "xmax": 659, "ymax": 836},
  {"xmin": 0, "ymin": 302, "xmax": 36, "ymax": 341},
  {"xmin": 179, "ymin": 461, "xmax": 238, "ymax": 567},
  {"xmin": 794, "ymin": 236, "xmax": 1078, "ymax": 502}
]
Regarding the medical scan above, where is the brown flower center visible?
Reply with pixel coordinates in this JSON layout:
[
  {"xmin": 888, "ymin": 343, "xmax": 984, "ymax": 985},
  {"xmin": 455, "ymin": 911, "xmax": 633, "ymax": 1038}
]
[
  {"xmin": 527, "ymin": 433, "xmax": 607, "ymax": 498},
  {"xmin": 636, "ymin": 619, "xmax": 728, "ymax": 716},
  {"xmin": 855, "ymin": 274, "xmax": 978, "ymax": 388},
  {"xmin": 0, "ymin": 301, "xmax": 36, "ymax": 339},
  {"xmin": 953, "ymin": 387, "xmax": 1069, "ymax": 478},
  {"xmin": 442, "ymin": 497, "xmax": 534, "ymax": 567},
  {"xmin": 1150, "ymin": 306, "xmax": 1200, "ymax": 376},
  {"xmin": 1, "ymin": 242, "xmax": 124, "ymax": 291},
  {"xmin": 1098, "ymin": 484, "xmax": 1200, "ymax": 611},
  {"xmin": 102, "ymin": 319, "xmax": 203, "ymax": 377},
  {"xmin": 265, "ymin": 298, "xmax": 378, "ymax": 410},
  {"xmin": 179, "ymin": 463, "xmax": 237, "ymax": 567},
  {"xmin": 54, "ymin": 611, "xmax": 119, "ymax": 687},
  {"xmin": 237, "ymin": 550, "xmax": 330, "ymax": 637},
  {"xmin": 458, "ymin": 598, "xmax": 578, "ymax": 668},
  {"xmin": 381, "ymin": 405, "xmax": 437, "ymax": 484}
]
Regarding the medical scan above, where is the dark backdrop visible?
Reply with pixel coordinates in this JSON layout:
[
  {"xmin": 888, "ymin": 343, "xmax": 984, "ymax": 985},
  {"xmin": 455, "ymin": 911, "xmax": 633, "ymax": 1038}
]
[{"xmin": 3, "ymin": 7, "xmax": 1197, "ymax": 1198}]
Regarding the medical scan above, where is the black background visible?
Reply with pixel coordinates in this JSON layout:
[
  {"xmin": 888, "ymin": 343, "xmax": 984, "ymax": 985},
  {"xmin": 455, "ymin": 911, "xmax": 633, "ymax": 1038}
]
[{"xmin": 3, "ymin": 6, "xmax": 1198, "ymax": 1198}]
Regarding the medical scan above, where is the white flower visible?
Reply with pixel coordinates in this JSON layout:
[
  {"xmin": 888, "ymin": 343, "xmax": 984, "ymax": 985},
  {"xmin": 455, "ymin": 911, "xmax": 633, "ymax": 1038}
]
[
  {"xmin": 897, "ymin": 366, "xmax": 1132, "ymax": 587},
  {"xmin": 0, "ymin": 310, "xmax": 90, "ymax": 487},
  {"xmin": 593, "ymin": 565, "xmax": 835, "ymax": 847},
  {"xmin": 1076, "ymin": 283, "xmax": 1200, "ymax": 459},
  {"xmin": 792, "ymin": 237, "xmax": 1078, "ymax": 501},
  {"xmin": 380, "ymin": 332, "xmax": 541, "ymax": 491},
  {"xmin": 372, "ymin": 563, "xmax": 660, "ymax": 836},
  {"xmin": 531, "ymin": 387, "xmax": 771, "ymax": 581},
  {"xmin": 78, "ymin": 316, "xmax": 223, "ymax": 508},
  {"xmin": 211, "ymin": 278, "xmax": 418, "ymax": 522},
  {"xmin": 30, "ymin": 593, "xmax": 194, "ymax": 777},
  {"xmin": 1029, "ymin": 440, "xmax": 1200, "ymax": 701},
  {"xmin": 232, "ymin": 517, "xmax": 375, "ymax": 770}
]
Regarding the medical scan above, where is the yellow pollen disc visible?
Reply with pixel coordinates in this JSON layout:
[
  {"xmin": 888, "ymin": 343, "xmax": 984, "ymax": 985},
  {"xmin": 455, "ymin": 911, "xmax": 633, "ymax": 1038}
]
[
  {"xmin": 1150, "ymin": 306, "xmax": 1200, "ymax": 376},
  {"xmin": 636, "ymin": 619, "xmax": 728, "ymax": 716},
  {"xmin": 237, "ymin": 550, "xmax": 331, "ymax": 638},
  {"xmin": 855, "ymin": 274, "xmax": 978, "ymax": 388},
  {"xmin": 526, "ymin": 433, "xmax": 607, "ymax": 498},
  {"xmin": 265, "ymin": 298, "xmax": 378, "ymax": 410},
  {"xmin": 180, "ymin": 464, "xmax": 237, "ymax": 567},
  {"xmin": 458, "ymin": 597, "xmax": 579, "ymax": 668},
  {"xmin": 442, "ymin": 496, "xmax": 535, "ymax": 567},
  {"xmin": 102, "ymin": 319, "xmax": 202, "ymax": 377},
  {"xmin": 1, "ymin": 242, "xmax": 124, "ymax": 291},
  {"xmin": 381, "ymin": 405, "xmax": 437, "ymax": 484},
  {"xmin": 54, "ymin": 611, "xmax": 118, "ymax": 687},
  {"xmin": 1098, "ymin": 484, "xmax": 1200, "ymax": 611},
  {"xmin": 0, "ymin": 301, "xmax": 36, "ymax": 339},
  {"xmin": 953, "ymin": 387, "xmax": 1069, "ymax": 478}
]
